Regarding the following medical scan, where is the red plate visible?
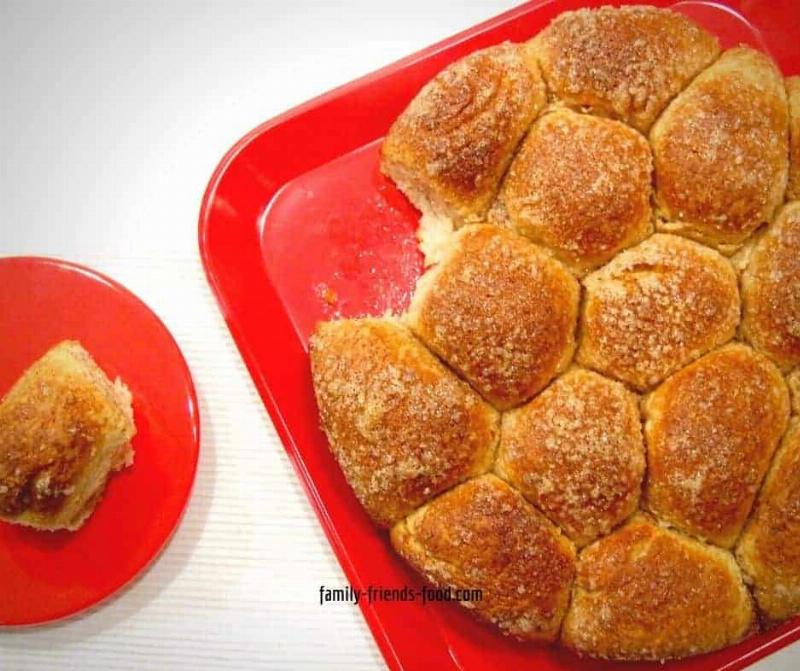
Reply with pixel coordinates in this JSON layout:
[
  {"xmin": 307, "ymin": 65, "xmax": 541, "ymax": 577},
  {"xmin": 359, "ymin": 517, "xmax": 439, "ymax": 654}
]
[
  {"xmin": 0, "ymin": 257, "xmax": 200, "ymax": 626},
  {"xmin": 199, "ymin": 1, "xmax": 800, "ymax": 669}
]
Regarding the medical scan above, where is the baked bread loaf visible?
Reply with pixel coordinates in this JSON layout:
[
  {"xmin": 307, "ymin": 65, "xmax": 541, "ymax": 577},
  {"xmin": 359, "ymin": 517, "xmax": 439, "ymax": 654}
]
[
  {"xmin": 528, "ymin": 5, "xmax": 718, "ymax": 131},
  {"xmin": 406, "ymin": 225, "xmax": 579, "ymax": 409},
  {"xmin": 651, "ymin": 48, "xmax": 789, "ymax": 252},
  {"xmin": 741, "ymin": 201, "xmax": 800, "ymax": 370},
  {"xmin": 310, "ymin": 4, "xmax": 800, "ymax": 662},
  {"xmin": 787, "ymin": 77, "xmax": 800, "ymax": 200},
  {"xmin": 391, "ymin": 474, "xmax": 575, "ymax": 641},
  {"xmin": 310, "ymin": 318, "xmax": 497, "ymax": 527},
  {"xmin": 737, "ymin": 420, "xmax": 800, "ymax": 622},
  {"xmin": 643, "ymin": 344, "xmax": 789, "ymax": 548},
  {"xmin": 562, "ymin": 515, "xmax": 754, "ymax": 660},
  {"xmin": 0, "ymin": 341, "xmax": 135, "ymax": 531},
  {"xmin": 577, "ymin": 234, "xmax": 740, "ymax": 390},
  {"xmin": 496, "ymin": 368, "xmax": 644, "ymax": 546},
  {"xmin": 490, "ymin": 108, "xmax": 652, "ymax": 274},
  {"xmin": 381, "ymin": 42, "xmax": 545, "ymax": 238}
]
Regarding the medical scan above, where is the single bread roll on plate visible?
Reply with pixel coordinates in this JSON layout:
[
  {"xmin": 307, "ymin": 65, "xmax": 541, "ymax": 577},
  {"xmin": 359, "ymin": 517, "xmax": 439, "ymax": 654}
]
[
  {"xmin": 490, "ymin": 108, "xmax": 653, "ymax": 274},
  {"xmin": 787, "ymin": 77, "xmax": 800, "ymax": 200},
  {"xmin": 577, "ymin": 234, "xmax": 740, "ymax": 390},
  {"xmin": 310, "ymin": 318, "xmax": 498, "ymax": 527},
  {"xmin": 741, "ymin": 201, "xmax": 800, "ymax": 370},
  {"xmin": 0, "ymin": 341, "xmax": 135, "ymax": 531},
  {"xmin": 381, "ymin": 42, "xmax": 545, "ymax": 235},
  {"xmin": 496, "ymin": 368, "xmax": 644, "ymax": 547},
  {"xmin": 407, "ymin": 225, "xmax": 579, "ymax": 409},
  {"xmin": 737, "ymin": 420, "xmax": 800, "ymax": 622},
  {"xmin": 391, "ymin": 474, "xmax": 575, "ymax": 641},
  {"xmin": 562, "ymin": 514, "xmax": 755, "ymax": 661},
  {"xmin": 643, "ymin": 344, "xmax": 790, "ymax": 548},
  {"xmin": 528, "ymin": 5, "xmax": 719, "ymax": 131},
  {"xmin": 651, "ymin": 48, "xmax": 789, "ymax": 252}
]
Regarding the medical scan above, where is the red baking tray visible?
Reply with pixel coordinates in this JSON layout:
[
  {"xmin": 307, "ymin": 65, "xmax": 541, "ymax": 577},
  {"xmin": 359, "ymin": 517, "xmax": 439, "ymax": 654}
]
[{"xmin": 199, "ymin": 1, "xmax": 800, "ymax": 669}]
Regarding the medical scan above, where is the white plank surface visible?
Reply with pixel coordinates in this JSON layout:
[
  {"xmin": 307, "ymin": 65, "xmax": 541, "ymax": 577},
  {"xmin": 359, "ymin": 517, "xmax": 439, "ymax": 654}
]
[{"xmin": 0, "ymin": 1, "xmax": 797, "ymax": 669}]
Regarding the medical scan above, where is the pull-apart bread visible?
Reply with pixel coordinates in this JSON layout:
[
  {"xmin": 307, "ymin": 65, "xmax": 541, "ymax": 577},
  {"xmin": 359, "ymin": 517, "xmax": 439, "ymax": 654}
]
[
  {"xmin": 741, "ymin": 201, "xmax": 800, "ymax": 370},
  {"xmin": 562, "ymin": 515, "xmax": 754, "ymax": 661},
  {"xmin": 380, "ymin": 42, "xmax": 546, "ymax": 240},
  {"xmin": 737, "ymin": 421, "xmax": 800, "ymax": 622},
  {"xmin": 0, "ymin": 341, "xmax": 135, "ymax": 531},
  {"xmin": 490, "ymin": 109, "xmax": 653, "ymax": 274},
  {"xmin": 391, "ymin": 474, "xmax": 575, "ymax": 641},
  {"xmin": 651, "ymin": 48, "xmax": 789, "ymax": 252},
  {"xmin": 311, "ymin": 4, "xmax": 800, "ymax": 663},
  {"xmin": 643, "ymin": 344, "xmax": 789, "ymax": 548},
  {"xmin": 309, "ymin": 319, "xmax": 497, "ymax": 527},
  {"xmin": 528, "ymin": 5, "xmax": 719, "ymax": 131},
  {"xmin": 496, "ymin": 368, "xmax": 644, "ymax": 547},
  {"xmin": 406, "ymin": 225, "xmax": 579, "ymax": 410}
]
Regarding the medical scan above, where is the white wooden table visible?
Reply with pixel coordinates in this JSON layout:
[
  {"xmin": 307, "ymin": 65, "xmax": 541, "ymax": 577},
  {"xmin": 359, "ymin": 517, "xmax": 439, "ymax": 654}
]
[{"xmin": 0, "ymin": 1, "xmax": 797, "ymax": 668}]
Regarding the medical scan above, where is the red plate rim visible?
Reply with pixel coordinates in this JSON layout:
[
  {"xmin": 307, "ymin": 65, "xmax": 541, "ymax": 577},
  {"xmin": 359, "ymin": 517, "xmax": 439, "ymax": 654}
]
[{"xmin": 0, "ymin": 255, "xmax": 201, "ymax": 628}]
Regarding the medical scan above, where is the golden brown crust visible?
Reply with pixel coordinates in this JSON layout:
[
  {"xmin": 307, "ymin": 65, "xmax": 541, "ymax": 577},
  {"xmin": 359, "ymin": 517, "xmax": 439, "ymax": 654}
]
[
  {"xmin": 643, "ymin": 344, "xmax": 790, "ymax": 548},
  {"xmin": 381, "ymin": 42, "xmax": 546, "ymax": 227},
  {"xmin": 736, "ymin": 421, "xmax": 800, "ymax": 621},
  {"xmin": 309, "ymin": 319, "xmax": 498, "ymax": 527},
  {"xmin": 496, "ymin": 368, "xmax": 644, "ymax": 546},
  {"xmin": 562, "ymin": 515, "xmax": 754, "ymax": 661},
  {"xmin": 742, "ymin": 201, "xmax": 800, "ymax": 370},
  {"xmin": 788, "ymin": 77, "xmax": 800, "ymax": 200},
  {"xmin": 407, "ymin": 225, "xmax": 579, "ymax": 409},
  {"xmin": 314, "ymin": 11, "xmax": 798, "ymax": 659},
  {"xmin": 490, "ymin": 109, "xmax": 652, "ymax": 274},
  {"xmin": 0, "ymin": 341, "xmax": 135, "ymax": 531},
  {"xmin": 528, "ymin": 6, "xmax": 719, "ymax": 131},
  {"xmin": 651, "ymin": 48, "xmax": 789, "ymax": 251},
  {"xmin": 391, "ymin": 474, "xmax": 575, "ymax": 641},
  {"xmin": 577, "ymin": 234, "xmax": 740, "ymax": 391},
  {"xmin": 789, "ymin": 369, "xmax": 800, "ymax": 415}
]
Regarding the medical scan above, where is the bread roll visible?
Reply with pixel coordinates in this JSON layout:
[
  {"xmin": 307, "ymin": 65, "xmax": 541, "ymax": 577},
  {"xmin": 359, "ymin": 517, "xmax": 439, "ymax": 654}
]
[
  {"xmin": 651, "ymin": 48, "xmax": 789, "ymax": 251},
  {"xmin": 490, "ymin": 109, "xmax": 652, "ymax": 274},
  {"xmin": 391, "ymin": 474, "xmax": 575, "ymax": 641},
  {"xmin": 644, "ymin": 344, "xmax": 790, "ymax": 548},
  {"xmin": 577, "ymin": 234, "xmax": 740, "ymax": 390},
  {"xmin": 310, "ymin": 318, "xmax": 498, "ymax": 527},
  {"xmin": 0, "ymin": 341, "xmax": 135, "ymax": 531},
  {"xmin": 496, "ymin": 368, "xmax": 644, "ymax": 546},
  {"xmin": 562, "ymin": 515, "xmax": 754, "ymax": 661},
  {"xmin": 381, "ymin": 43, "xmax": 545, "ymax": 232},
  {"xmin": 741, "ymin": 201, "xmax": 800, "ymax": 370},
  {"xmin": 528, "ymin": 6, "xmax": 718, "ymax": 131},
  {"xmin": 407, "ymin": 225, "xmax": 579, "ymax": 409},
  {"xmin": 737, "ymin": 420, "xmax": 800, "ymax": 621}
]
